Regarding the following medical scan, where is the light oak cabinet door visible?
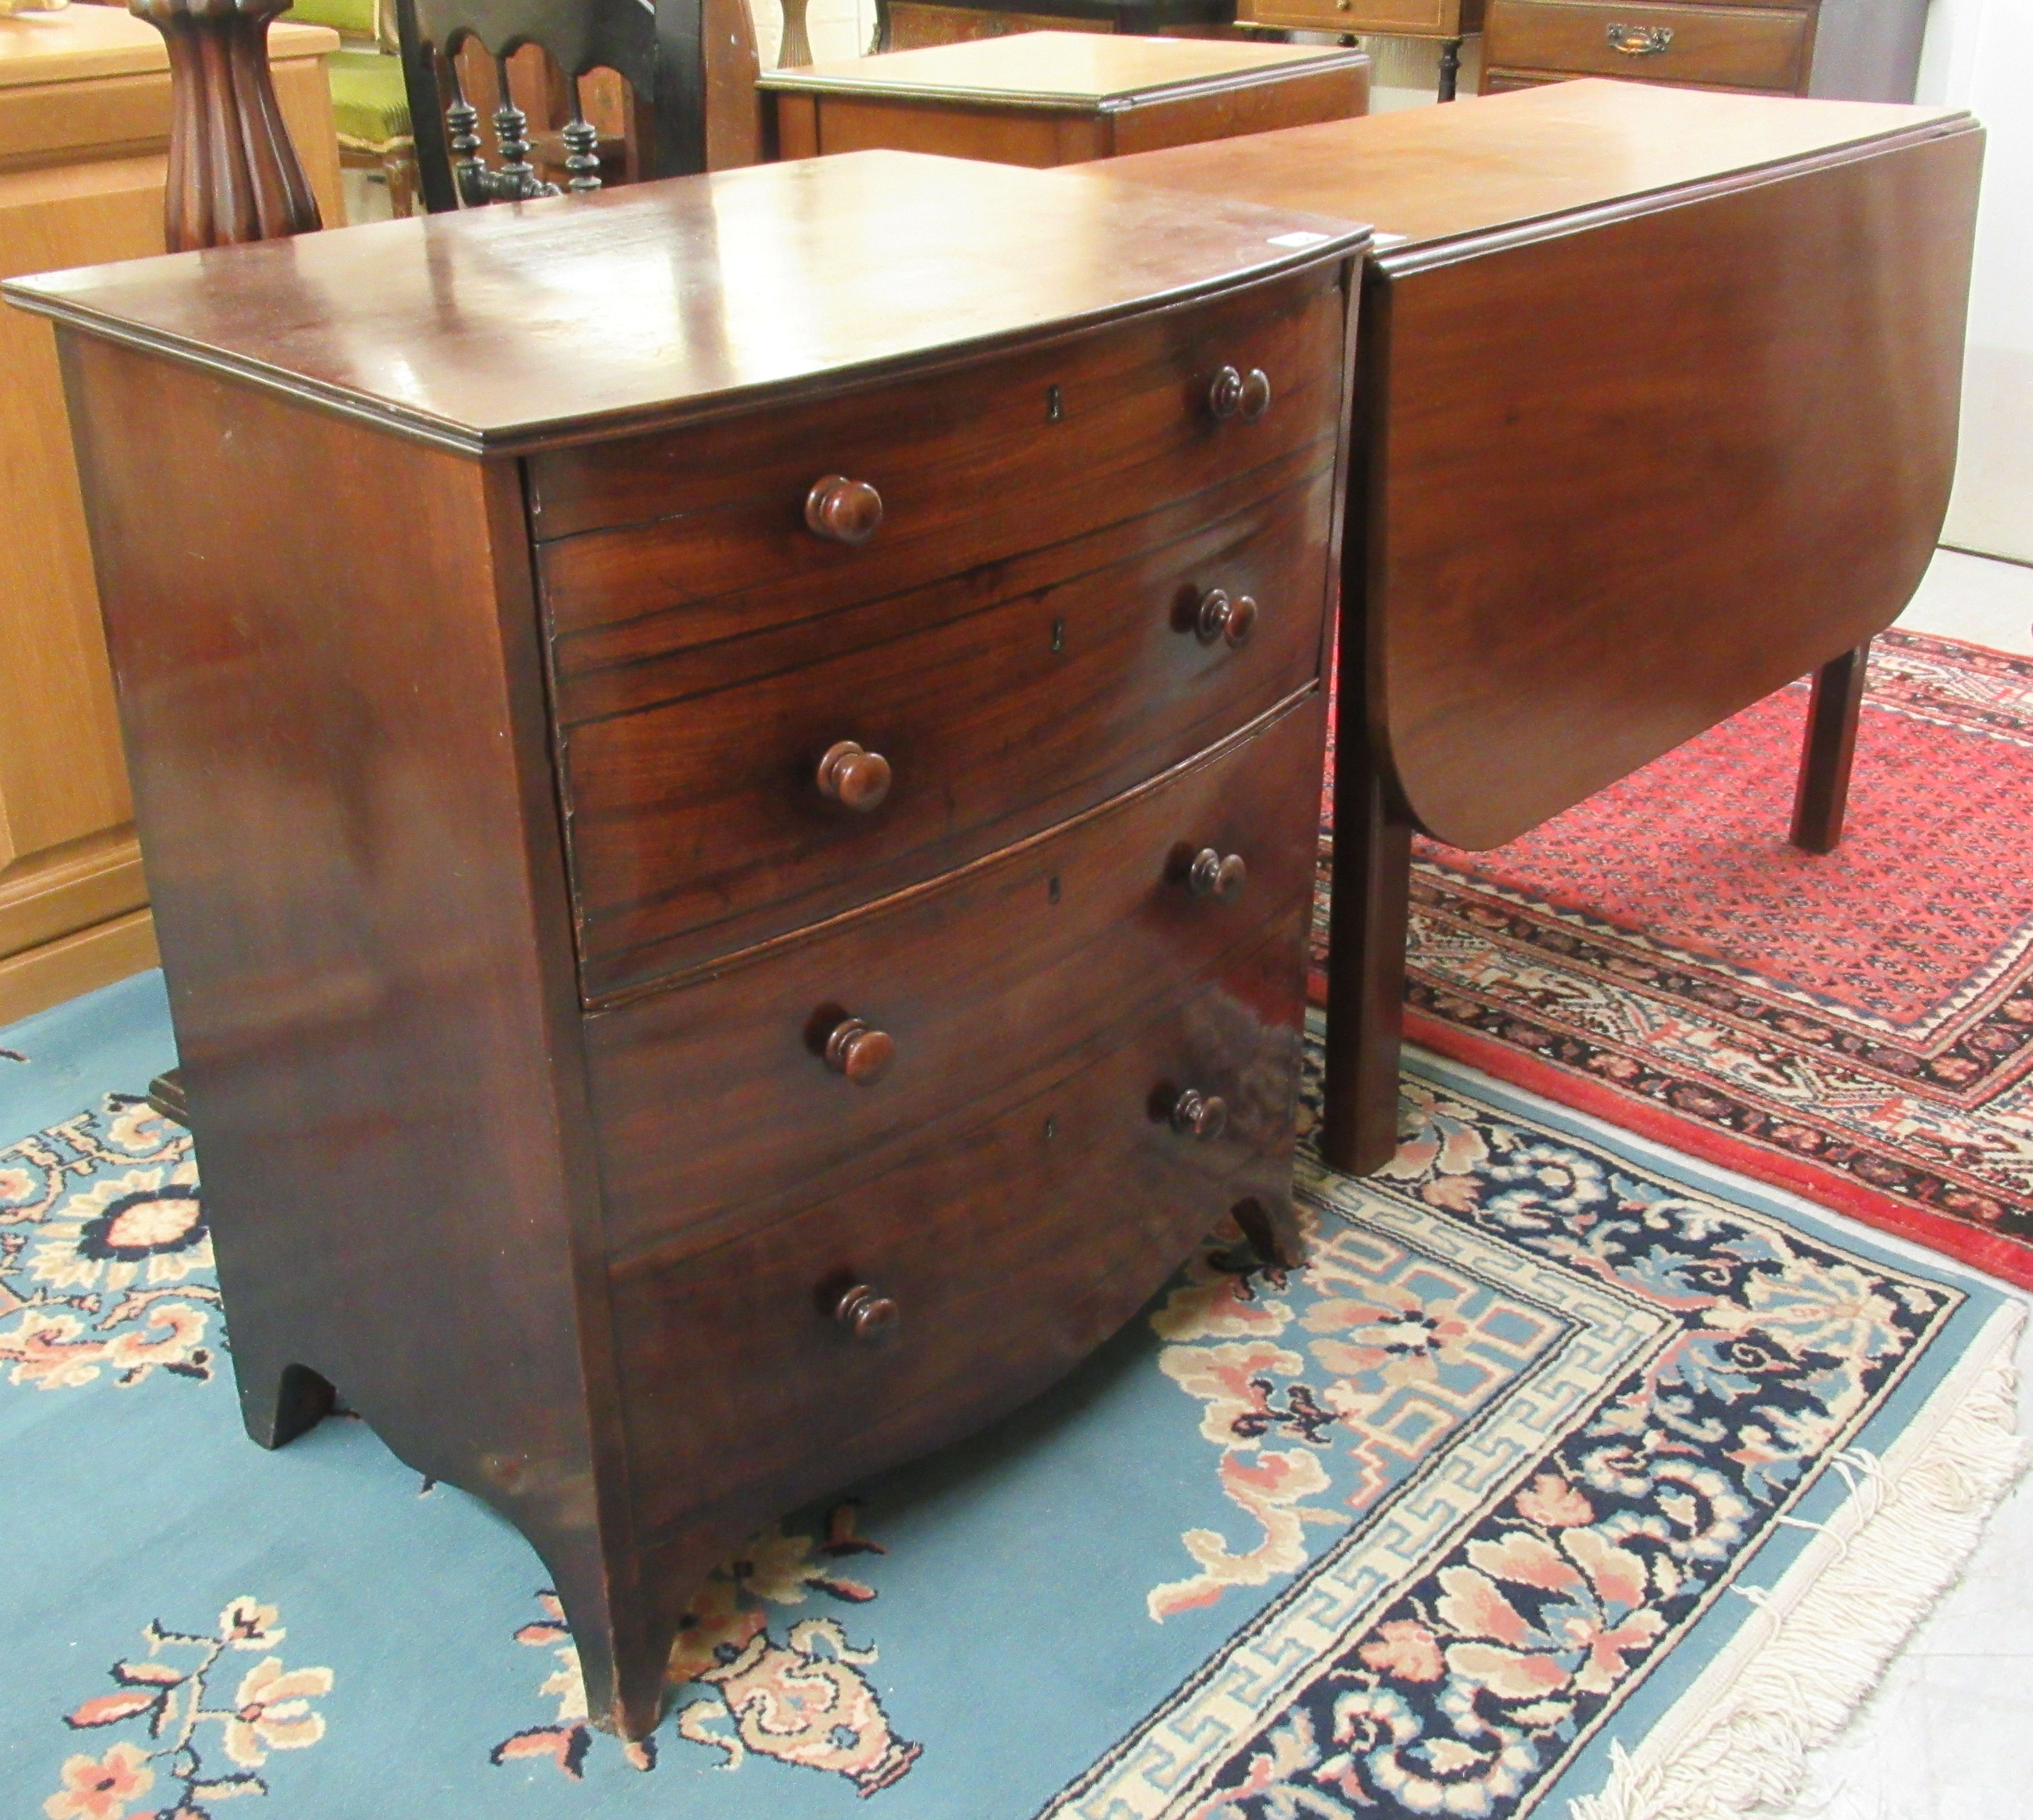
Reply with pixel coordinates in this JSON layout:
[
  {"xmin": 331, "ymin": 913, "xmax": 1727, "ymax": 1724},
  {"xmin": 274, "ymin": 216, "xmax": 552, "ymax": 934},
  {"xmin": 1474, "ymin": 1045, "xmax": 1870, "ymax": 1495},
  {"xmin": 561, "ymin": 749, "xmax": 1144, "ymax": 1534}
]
[{"xmin": 0, "ymin": 12, "xmax": 342, "ymax": 1025}]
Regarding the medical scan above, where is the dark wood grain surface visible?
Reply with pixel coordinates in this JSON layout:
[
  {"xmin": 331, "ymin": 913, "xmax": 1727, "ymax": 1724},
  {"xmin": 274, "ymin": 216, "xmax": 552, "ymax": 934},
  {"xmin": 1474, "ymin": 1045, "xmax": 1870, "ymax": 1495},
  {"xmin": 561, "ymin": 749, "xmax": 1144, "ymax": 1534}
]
[
  {"xmin": 55, "ymin": 334, "xmax": 649, "ymax": 1733},
  {"xmin": 27, "ymin": 157, "xmax": 1358, "ymax": 1735},
  {"xmin": 1107, "ymin": 80, "xmax": 1979, "ymax": 1172},
  {"xmin": 613, "ymin": 917, "xmax": 1306, "ymax": 1545},
  {"xmin": 6, "ymin": 149, "xmax": 1366, "ymax": 454},
  {"xmin": 585, "ymin": 691, "xmax": 1325, "ymax": 1263},
  {"xmin": 561, "ymin": 464, "xmax": 1334, "ymax": 998},
  {"xmin": 1103, "ymin": 78, "xmax": 1967, "ymax": 251}
]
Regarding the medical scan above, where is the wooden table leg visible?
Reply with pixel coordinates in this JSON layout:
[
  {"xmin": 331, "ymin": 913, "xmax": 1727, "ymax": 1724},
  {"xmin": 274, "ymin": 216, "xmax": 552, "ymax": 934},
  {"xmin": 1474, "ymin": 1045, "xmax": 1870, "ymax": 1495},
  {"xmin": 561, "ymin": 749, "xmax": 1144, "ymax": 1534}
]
[
  {"xmin": 1320, "ymin": 732, "xmax": 1414, "ymax": 1176},
  {"xmin": 1436, "ymin": 36, "xmax": 1462, "ymax": 101},
  {"xmin": 1790, "ymin": 640, "xmax": 1870, "ymax": 854}
]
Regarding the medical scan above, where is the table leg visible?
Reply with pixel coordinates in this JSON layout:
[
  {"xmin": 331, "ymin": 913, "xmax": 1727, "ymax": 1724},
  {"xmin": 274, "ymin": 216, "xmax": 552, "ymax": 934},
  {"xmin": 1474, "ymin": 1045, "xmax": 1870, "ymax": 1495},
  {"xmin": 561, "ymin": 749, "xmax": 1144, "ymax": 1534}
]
[
  {"xmin": 1437, "ymin": 35, "xmax": 1462, "ymax": 101},
  {"xmin": 1320, "ymin": 734, "xmax": 1414, "ymax": 1176},
  {"xmin": 1789, "ymin": 640, "xmax": 1870, "ymax": 854},
  {"xmin": 869, "ymin": 0, "xmax": 891, "ymax": 54}
]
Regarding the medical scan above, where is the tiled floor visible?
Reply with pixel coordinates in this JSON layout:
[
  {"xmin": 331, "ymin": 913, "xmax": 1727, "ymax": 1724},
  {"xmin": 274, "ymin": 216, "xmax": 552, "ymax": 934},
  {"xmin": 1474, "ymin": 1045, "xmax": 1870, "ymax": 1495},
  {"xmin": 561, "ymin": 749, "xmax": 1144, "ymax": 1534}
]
[{"xmin": 1760, "ymin": 547, "xmax": 2033, "ymax": 1820}]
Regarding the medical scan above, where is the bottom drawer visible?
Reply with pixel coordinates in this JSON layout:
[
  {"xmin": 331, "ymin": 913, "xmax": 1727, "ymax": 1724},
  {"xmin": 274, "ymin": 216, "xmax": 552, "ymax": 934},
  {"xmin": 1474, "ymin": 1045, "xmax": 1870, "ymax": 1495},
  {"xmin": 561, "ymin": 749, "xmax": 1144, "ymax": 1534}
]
[{"xmin": 613, "ymin": 923, "xmax": 1304, "ymax": 1547}]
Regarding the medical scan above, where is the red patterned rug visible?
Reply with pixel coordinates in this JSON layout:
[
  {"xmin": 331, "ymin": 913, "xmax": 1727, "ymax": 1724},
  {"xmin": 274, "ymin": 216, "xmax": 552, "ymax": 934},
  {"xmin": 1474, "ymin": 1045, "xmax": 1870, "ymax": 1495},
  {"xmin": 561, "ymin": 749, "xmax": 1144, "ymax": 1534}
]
[{"xmin": 1313, "ymin": 629, "xmax": 2033, "ymax": 1289}]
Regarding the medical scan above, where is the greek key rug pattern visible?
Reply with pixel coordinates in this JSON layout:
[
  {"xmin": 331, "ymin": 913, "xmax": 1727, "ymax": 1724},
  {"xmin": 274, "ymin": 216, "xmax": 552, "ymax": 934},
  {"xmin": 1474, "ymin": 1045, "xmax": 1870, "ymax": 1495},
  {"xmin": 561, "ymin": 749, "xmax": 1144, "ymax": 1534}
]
[{"xmin": 3, "ymin": 992, "xmax": 2006, "ymax": 1820}]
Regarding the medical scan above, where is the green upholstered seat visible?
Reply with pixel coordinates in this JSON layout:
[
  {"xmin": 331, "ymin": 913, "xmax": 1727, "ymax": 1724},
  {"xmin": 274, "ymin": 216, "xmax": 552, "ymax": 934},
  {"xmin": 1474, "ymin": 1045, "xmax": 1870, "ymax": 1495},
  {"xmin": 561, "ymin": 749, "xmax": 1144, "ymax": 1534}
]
[
  {"xmin": 326, "ymin": 48, "xmax": 411, "ymax": 151},
  {"xmin": 282, "ymin": 0, "xmax": 382, "ymax": 40}
]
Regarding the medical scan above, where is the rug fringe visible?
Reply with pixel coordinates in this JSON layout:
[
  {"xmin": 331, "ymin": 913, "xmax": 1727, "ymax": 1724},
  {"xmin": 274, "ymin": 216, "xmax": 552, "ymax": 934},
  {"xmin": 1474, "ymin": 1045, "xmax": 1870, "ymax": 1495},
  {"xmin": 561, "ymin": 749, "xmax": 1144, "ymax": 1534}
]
[{"xmin": 1568, "ymin": 1301, "xmax": 2029, "ymax": 1820}]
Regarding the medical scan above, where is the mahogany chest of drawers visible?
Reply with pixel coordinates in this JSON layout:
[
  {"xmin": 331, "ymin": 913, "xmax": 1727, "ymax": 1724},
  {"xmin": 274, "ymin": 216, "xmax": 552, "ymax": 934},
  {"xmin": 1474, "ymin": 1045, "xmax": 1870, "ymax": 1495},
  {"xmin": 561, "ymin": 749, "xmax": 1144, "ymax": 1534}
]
[{"xmin": 7, "ymin": 151, "xmax": 1364, "ymax": 1738}]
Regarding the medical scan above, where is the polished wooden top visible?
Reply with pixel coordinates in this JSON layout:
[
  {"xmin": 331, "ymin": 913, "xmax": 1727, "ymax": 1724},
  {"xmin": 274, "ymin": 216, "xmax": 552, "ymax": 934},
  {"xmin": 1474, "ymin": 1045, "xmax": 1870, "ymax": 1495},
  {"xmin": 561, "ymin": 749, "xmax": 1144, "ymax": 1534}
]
[
  {"xmin": 1106, "ymin": 80, "xmax": 1974, "ymax": 259},
  {"xmin": 5, "ymin": 150, "xmax": 1366, "ymax": 454},
  {"xmin": 756, "ymin": 32, "xmax": 1367, "ymax": 111},
  {"xmin": 0, "ymin": 6, "xmax": 336, "ymax": 86}
]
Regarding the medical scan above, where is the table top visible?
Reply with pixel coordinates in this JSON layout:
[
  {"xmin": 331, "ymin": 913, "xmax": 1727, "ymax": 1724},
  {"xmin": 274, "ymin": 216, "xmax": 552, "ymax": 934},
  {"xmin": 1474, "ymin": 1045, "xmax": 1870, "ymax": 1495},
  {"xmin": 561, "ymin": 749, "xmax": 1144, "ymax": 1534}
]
[
  {"xmin": 4, "ymin": 149, "xmax": 1367, "ymax": 454},
  {"xmin": 0, "ymin": 5, "xmax": 336, "ymax": 86},
  {"xmin": 1106, "ymin": 79, "xmax": 1972, "ymax": 258},
  {"xmin": 757, "ymin": 32, "xmax": 1370, "ymax": 110}
]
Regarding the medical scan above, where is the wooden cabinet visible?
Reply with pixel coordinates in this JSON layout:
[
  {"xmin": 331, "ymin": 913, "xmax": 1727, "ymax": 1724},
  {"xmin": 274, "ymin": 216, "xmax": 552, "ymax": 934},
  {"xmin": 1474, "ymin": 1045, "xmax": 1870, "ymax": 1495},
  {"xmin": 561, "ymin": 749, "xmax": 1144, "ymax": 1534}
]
[
  {"xmin": 1479, "ymin": 0, "xmax": 1929, "ymax": 98},
  {"xmin": 0, "ymin": 5, "xmax": 342, "ymax": 1025},
  {"xmin": 6, "ymin": 150, "xmax": 1363, "ymax": 1739},
  {"xmin": 760, "ymin": 33, "xmax": 1370, "ymax": 166}
]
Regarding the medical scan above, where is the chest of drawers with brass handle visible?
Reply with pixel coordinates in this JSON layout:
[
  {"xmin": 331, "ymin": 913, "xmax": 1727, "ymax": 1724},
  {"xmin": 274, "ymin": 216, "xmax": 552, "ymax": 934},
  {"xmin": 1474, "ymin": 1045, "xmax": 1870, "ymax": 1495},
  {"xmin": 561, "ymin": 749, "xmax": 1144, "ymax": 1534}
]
[{"xmin": 8, "ymin": 151, "xmax": 1365, "ymax": 1741}]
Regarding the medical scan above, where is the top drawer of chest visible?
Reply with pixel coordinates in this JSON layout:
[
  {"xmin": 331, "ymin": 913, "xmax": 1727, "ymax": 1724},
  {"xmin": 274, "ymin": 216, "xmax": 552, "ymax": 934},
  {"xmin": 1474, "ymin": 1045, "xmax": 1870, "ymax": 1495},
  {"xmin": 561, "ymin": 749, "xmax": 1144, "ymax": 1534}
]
[{"xmin": 526, "ymin": 263, "xmax": 1345, "ymax": 620}]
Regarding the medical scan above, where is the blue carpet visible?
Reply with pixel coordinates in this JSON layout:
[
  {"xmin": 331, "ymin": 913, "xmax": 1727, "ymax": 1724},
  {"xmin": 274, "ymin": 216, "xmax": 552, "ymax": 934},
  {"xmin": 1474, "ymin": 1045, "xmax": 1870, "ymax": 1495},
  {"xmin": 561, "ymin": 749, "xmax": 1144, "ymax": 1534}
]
[{"xmin": 1, "ymin": 974, "xmax": 2015, "ymax": 1819}]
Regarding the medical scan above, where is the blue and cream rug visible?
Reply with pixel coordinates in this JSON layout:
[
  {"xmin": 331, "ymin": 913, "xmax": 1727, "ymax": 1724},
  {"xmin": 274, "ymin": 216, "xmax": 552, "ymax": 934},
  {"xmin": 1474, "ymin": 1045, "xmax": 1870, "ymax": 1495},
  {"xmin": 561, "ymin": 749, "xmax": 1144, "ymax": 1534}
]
[{"xmin": 2, "ymin": 974, "xmax": 2023, "ymax": 1820}]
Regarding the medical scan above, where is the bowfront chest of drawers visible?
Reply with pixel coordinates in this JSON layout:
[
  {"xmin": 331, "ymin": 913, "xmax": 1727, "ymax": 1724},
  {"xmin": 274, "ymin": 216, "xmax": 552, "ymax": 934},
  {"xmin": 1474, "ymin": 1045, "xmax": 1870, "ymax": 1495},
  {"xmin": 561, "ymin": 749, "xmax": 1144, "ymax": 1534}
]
[{"xmin": 8, "ymin": 150, "xmax": 1364, "ymax": 1738}]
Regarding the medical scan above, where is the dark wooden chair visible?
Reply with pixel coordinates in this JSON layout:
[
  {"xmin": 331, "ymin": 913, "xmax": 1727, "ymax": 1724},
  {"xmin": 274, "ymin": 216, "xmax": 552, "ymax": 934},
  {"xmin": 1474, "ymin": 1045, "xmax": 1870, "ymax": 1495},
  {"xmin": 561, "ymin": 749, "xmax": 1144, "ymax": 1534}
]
[
  {"xmin": 396, "ymin": 0, "xmax": 677, "ymax": 209},
  {"xmin": 395, "ymin": 0, "xmax": 760, "ymax": 212}
]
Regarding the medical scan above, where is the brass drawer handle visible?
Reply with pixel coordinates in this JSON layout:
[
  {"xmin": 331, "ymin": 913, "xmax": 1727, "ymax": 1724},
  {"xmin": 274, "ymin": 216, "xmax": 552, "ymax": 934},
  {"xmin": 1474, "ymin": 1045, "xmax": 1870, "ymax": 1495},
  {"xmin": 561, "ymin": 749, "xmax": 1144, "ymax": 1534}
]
[
  {"xmin": 823, "ymin": 1015, "xmax": 895, "ymax": 1085},
  {"xmin": 1170, "ymin": 1088, "xmax": 1228, "ymax": 1140},
  {"xmin": 1207, "ymin": 366, "xmax": 1272, "ymax": 423},
  {"xmin": 1188, "ymin": 848, "xmax": 1248, "ymax": 902},
  {"xmin": 805, "ymin": 474, "xmax": 884, "ymax": 544},
  {"xmin": 817, "ymin": 739, "xmax": 892, "ymax": 811},
  {"xmin": 1606, "ymin": 21, "xmax": 1674, "ymax": 54},
  {"xmin": 835, "ymin": 1283, "xmax": 900, "ymax": 1344},
  {"xmin": 1193, "ymin": 588, "xmax": 1257, "ymax": 647}
]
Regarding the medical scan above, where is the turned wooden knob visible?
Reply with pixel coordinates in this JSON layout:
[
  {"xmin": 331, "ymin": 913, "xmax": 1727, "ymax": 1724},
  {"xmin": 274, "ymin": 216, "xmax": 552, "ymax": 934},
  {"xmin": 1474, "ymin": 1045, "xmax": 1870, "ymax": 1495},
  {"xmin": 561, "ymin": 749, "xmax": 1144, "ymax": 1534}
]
[
  {"xmin": 1208, "ymin": 367, "xmax": 1272, "ymax": 422},
  {"xmin": 1188, "ymin": 849, "xmax": 1248, "ymax": 902},
  {"xmin": 835, "ymin": 1283, "xmax": 900, "ymax": 1344},
  {"xmin": 1194, "ymin": 589, "xmax": 1257, "ymax": 647},
  {"xmin": 823, "ymin": 1016, "xmax": 895, "ymax": 1084},
  {"xmin": 805, "ymin": 474, "xmax": 884, "ymax": 545},
  {"xmin": 817, "ymin": 740, "xmax": 892, "ymax": 811},
  {"xmin": 1170, "ymin": 1088, "xmax": 1228, "ymax": 1139}
]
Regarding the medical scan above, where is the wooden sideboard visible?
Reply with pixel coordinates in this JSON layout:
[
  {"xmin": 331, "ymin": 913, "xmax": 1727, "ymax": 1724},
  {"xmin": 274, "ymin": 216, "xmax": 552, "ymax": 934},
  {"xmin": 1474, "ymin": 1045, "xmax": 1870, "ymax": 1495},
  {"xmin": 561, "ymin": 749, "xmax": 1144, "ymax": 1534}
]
[
  {"xmin": 8, "ymin": 151, "xmax": 1364, "ymax": 1737},
  {"xmin": 762, "ymin": 32, "xmax": 1370, "ymax": 164},
  {"xmin": 1479, "ymin": 0, "xmax": 1929, "ymax": 99},
  {"xmin": 0, "ymin": 5, "xmax": 341, "ymax": 1026},
  {"xmin": 1107, "ymin": 80, "xmax": 1980, "ymax": 1171}
]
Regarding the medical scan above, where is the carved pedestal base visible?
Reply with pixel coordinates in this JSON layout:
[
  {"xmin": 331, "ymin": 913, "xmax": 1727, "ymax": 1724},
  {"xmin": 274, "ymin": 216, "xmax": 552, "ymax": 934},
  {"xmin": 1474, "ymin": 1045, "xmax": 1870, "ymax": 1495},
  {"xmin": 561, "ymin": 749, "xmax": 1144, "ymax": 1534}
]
[{"xmin": 131, "ymin": 0, "xmax": 322, "ymax": 251}]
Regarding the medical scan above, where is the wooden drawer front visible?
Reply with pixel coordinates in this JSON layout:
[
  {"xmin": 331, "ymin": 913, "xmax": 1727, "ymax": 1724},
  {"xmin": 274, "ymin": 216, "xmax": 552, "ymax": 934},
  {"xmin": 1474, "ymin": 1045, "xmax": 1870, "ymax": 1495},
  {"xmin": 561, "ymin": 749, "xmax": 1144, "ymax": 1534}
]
[
  {"xmin": 528, "ymin": 264, "xmax": 1344, "ymax": 616},
  {"xmin": 1483, "ymin": 0, "xmax": 1809, "ymax": 90},
  {"xmin": 1241, "ymin": 0, "xmax": 1460, "ymax": 35},
  {"xmin": 887, "ymin": 3, "xmax": 1115, "ymax": 45},
  {"xmin": 585, "ymin": 688, "xmax": 1322, "ymax": 1262},
  {"xmin": 613, "ymin": 925, "xmax": 1303, "ymax": 1546},
  {"xmin": 562, "ymin": 459, "xmax": 1333, "ymax": 1001}
]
